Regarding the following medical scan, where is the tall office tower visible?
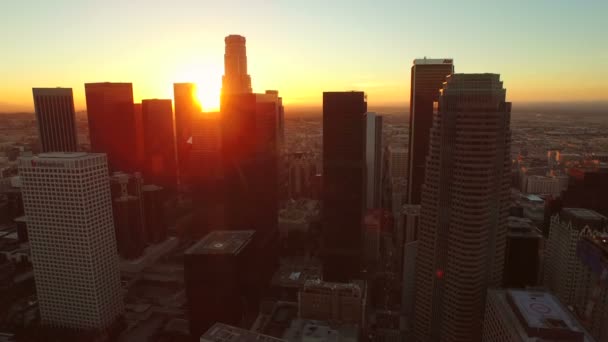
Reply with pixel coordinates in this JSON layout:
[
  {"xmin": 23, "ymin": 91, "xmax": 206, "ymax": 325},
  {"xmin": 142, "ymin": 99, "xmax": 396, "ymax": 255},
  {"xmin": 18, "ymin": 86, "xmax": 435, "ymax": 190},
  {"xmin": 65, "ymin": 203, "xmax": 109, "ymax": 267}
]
[
  {"xmin": 32, "ymin": 88, "xmax": 78, "ymax": 152},
  {"xmin": 365, "ymin": 112, "xmax": 383, "ymax": 209},
  {"xmin": 266, "ymin": 90, "xmax": 288, "ymax": 202},
  {"xmin": 287, "ymin": 152, "xmax": 318, "ymax": 199},
  {"xmin": 401, "ymin": 204, "xmax": 420, "ymax": 318},
  {"xmin": 190, "ymin": 112, "xmax": 224, "ymax": 237},
  {"xmin": 142, "ymin": 99, "xmax": 178, "ymax": 191},
  {"xmin": 573, "ymin": 232, "xmax": 608, "ymax": 341},
  {"xmin": 503, "ymin": 216, "xmax": 542, "ymax": 288},
  {"xmin": 173, "ymin": 83, "xmax": 200, "ymax": 178},
  {"xmin": 110, "ymin": 172, "xmax": 145, "ymax": 259},
  {"xmin": 561, "ymin": 168, "xmax": 608, "ymax": 217},
  {"xmin": 407, "ymin": 58, "xmax": 453, "ymax": 205},
  {"xmin": 142, "ymin": 184, "xmax": 166, "ymax": 243},
  {"xmin": 18, "ymin": 153, "xmax": 123, "ymax": 331},
  {"xmin": 133, "ymin": 103, "xmax": 145, "ymax": 168},
  {"xmin": 221, "ymin": 93, "xmax": 257, "ymax": 229},
  {"xmin": 113, "ymin": 195, "xmax": 144, "ymax": 259},
  {"xmin": 543, "ymin": 167, "xmax": 608, "ymax": 235},
  {"xmin": 221, "ymin": 93, "xmax": 280, "ymax": 236},
  {"xmin": 543, "ymin": 208, "xmax": 607, "ymax": 305},
  {"xmin": 386, "ymin": 145, "xmax": 409, "ymax": 266},
  {"xmin": 221, "ymin": 93, "xmax": 281, "ymax": 292},
  {"xmin": 388, "ymin": 145, "xmax": 408, "ymax": 180},
  {"xmin": 222, "ymin": 35, "xmax": 252, "ymax": 96},
  {"xmin": 414, "ymin": 74, "xmax": 511, "ymax": 342},
  {"xmin": 482, "ymin": 289, "xmax": 593, "ymax": 341},
  {"xmin": 254, "ymin": 92, "xmax": 281, "ymax": 234},
  {"xmin": 184, "ymin": 230, "xmax": 255, "ymax": 338},
  {"xmin": 322, "ymin": 91, "xmax": 367, "ymax": 282},
  {"xmin": 266, "ymin": 90, "xmax": 285, "ymax": 151},
  {"xmin": 85, "ymin": 82, "xmax": 139, "ymax": 173}
]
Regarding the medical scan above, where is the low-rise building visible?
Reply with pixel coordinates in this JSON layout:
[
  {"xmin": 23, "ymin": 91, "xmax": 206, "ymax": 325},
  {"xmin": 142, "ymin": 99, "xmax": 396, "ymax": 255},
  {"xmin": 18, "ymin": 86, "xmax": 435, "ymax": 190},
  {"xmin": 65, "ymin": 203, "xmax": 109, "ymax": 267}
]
[{"xmin": 482, "ymin": 289, "xmax": 594, "ymax": 341}]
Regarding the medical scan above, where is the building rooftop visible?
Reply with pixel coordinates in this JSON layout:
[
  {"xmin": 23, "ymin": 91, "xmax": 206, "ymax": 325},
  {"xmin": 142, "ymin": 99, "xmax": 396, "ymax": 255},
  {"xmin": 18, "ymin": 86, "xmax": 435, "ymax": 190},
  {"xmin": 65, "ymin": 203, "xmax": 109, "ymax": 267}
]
[
  {"xmin": 185, "ymin": 230, "xmax": 254, "ymax": 256},
  {"xmin": 37, "ymin": 152, "xmax": 88, "ymax": 159},
  {"xmin": 271, "ymin": 258, "xmax": 322, "ymax": 289},
  {"xmin": 523, "ymin": 194, "xmax": 544, "ymax": 203},
  {"xmin": 142, "ymin": 184, "xmax": 163, "ymax": 192},
  {"xmin": 561, "ymin": 208, "xmax": 608, "ymax": 230},
  {"xmin": 200, "ymin": 323, "xmax": 285, "ymax": 342},
  {"xmin": 507, "ymin": 217, "xmax": 542, "ymax": 238},
  {"xmin": 413, "ymin": 58, "xmax": 453, "ymax": 65},
  {"xmin": 301, "ymin": 280, "xmax": 364, "ymax": 298},
  {"xmin": 563, "ymin": 208, "xmax": 607, "ymax": 221},
  {"xmin": 282, "ymin": 319, "xmax": 358, "ymax": 342},
  {"xmin": 32, "ymin": 87, "xmax": 73, "ymax": 95},
  {"xmin": 505, "ymin": 289, "xmax": 592, "ymax": 341}
]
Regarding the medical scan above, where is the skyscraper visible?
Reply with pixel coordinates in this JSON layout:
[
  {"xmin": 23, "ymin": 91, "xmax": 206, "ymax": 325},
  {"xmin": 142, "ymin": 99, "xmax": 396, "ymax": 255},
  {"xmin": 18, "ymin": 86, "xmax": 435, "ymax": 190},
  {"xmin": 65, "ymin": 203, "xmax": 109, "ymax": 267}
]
[
  {"xmin": 407, "ymin": 58, "xmax": 453, "ymax": 205},
  {"xmin": 85, "ymin": 82, "xmax": 139, "ymax": 172},
  {"xmin": 184, "ymin": 230, "xmax": 255, "ymax": 337},
  {"xmin": 322, "ymin": 91, "xmax": 367, "ymax": 281},
  {"xmin": 190, "ymin": 111, "xmax": 224, "ymax": 237},
  {"xmin": 254, "ymin": 92, "xmax": 281, "ymax": 234},
  {"xmin": 32, "ymin": 88, "xmax": 78, "ymax": 152},
  {"xmin": 573, "ymin": 232, "xmax": 608, "ymax": 341},
  {"xmin": 221, "ymin": 93, "xmax": 259, "ymax": 229},
  {"xmin": 365, "ymin": 112, "xmax": 383, "ymax": 209},
  {"xmin": 222, "ymin": 34, "xmax": 252, "ymax": 96},
  {"xmin": 267, "ymin": 90, "xmax": 288, "ymax": 203},
  {"xmin": 142, "ymin": 184, "xmax": 167, "ymax": 243},
  {"xmin": 133, "ymin": 102, "xmax": 145, "ymax": 169},
  {"xmin": 543, "ymin": 208, "xmax": 607, "ymax": 305},
  {"xmin": 141, "ymin": 99, "xmax": 178, "ymax": 191},
  {"xmin": 110, "ymin": 172, "xmax": 146, "ymax": 259},
  {"xmin": 18, "ymin": 152, "xmax": 123, "ymax": 331},
  {"xmin": 221, "ymin": 92, "xmax": 280, "ymax": 236},
  {"xmin": 414, "ymin": 74, "xmax": 511, "ymax": 342},
  {"xmin": 173, "ymin": 83, "xmax": 200, "ymax": 177}
]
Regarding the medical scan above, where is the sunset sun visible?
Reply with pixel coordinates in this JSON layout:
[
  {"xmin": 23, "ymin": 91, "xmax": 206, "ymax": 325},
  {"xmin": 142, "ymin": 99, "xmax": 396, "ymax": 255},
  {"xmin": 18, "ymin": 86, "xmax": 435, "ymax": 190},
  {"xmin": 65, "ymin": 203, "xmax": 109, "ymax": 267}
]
[
  {"xmin": 175, "ymin": 62, "xmax": 222, "ymax": 112},
  {"xmin": 195, "ymin": 82, "xmax": 221, "ymax": 112}
]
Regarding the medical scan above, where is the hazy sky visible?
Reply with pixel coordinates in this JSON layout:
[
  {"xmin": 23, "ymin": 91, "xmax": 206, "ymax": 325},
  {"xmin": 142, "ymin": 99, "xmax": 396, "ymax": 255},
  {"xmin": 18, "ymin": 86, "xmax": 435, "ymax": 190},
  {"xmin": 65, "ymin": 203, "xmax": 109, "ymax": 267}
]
[{"xmin": 1, "ymin": 0, "xmax": 607, "ymax": 111}]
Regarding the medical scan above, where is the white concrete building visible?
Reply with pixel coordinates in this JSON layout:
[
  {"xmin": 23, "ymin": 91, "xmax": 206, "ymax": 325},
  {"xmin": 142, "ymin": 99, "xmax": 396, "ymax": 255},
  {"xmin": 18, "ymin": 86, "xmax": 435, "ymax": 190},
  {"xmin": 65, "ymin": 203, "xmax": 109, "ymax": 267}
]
[{"xmin": 18, "ymin": 152, "xmax": 123, "ymax": 330}]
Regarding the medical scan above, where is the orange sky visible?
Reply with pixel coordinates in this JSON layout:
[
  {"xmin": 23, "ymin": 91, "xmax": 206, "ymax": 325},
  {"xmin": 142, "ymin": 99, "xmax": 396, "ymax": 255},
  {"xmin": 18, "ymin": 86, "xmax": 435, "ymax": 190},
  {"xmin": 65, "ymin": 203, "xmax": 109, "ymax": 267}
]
[{"xmin": 1, "ymin": 1, "xmax": 607, "ymax": 113}]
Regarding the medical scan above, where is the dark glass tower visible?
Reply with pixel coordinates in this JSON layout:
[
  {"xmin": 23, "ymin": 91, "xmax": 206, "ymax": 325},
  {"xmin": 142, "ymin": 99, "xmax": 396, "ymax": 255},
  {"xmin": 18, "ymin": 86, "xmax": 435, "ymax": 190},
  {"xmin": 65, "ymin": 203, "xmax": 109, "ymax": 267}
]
[
  {"xmin": 141, "ymin": 99, "xmax": 178, "ymax": 191},
  {"xmin": 407, "ymin": 58, "xmax": 453, "ymax": 205},
  {"xmin": 190, "ymin": 111, "xmax": 224, "ymax": 238},
  {"xmin": 85, "ymin": 83, "xmax": 139, "ymax": 172},
  {"xmin": 184, "ymin": 230, "xmax": 255, "ymax": 338},
  {"xmin": 32, "ymin": 88, "xmax": 78, "ymax": 152},
  {"xmin": 321, "ymin": 91, "xmax": 367, "ymax": 281},
  {"xmin": 220, "ymin": 93, "xmax": 280, "ymax": 236},
  {"xmin": 173, "ymin": 83, "xmax": 200, "ymax": 178}
]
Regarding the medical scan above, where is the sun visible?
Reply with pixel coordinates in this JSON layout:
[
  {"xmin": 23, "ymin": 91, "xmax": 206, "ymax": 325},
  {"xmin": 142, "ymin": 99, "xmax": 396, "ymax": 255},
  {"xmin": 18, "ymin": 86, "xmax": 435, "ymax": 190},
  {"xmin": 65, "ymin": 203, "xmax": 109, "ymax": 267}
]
[
  {"xmin": 175, "ymin": 62, "xmax": 222, "ymax": 112},
  {"xmin": 195, "ymin": 82, "xmax": 221, "ymax": 112}
]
